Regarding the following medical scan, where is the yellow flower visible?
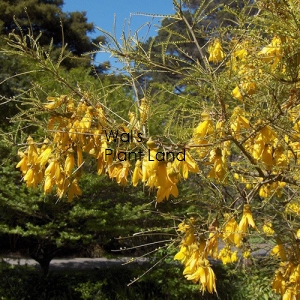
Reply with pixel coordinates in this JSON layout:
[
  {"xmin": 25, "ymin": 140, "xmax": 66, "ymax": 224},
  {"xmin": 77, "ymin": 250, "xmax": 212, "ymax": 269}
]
[
  {"xmin": 173, "ymin": 150, "xmax": 199, "ymax": 179},
  {"xmin": 132, "ymin": 160, "xmax": 142, "ymax": 186},
  {"xmin": 232, "ymin": 86, "xmax": 243, "ymax": 101},
  {"xmin": 239, "ymin": 204, "xmax": 258, "ymax": 232},
  {"xmin": 184, "ymin": 258, "xmax": 217, "ymax": 294},
  {"xmin": 44, "ymin": 176, "xmax": 54, "ymax": 194},
  {"xmin": 232, "ymin": 82, "xmax": 257, "ymax": 101},
  {"xmin": 271, "ymin": 244, "xmax": 287, "ymax": 261},
  {"xmin": 16, "ymin": 152, "xmax": 28, "ymax": 175},
  {"xmin": 261, "ymin": 144, "xmax": 274, "ymax": 168},
  {"xmin": 222, "ymin": 214, "xmax": 238, "ymax": 244},
  {"xmin": 68, "ymin": 178, "xmax": 82, "ymax": 202},
  {"xmin": 263, "ymin": 222, "xmax": 275, "ymax": 236},
  {"xmin": 230, "ymin": 107, "xmax": 250, "ymax": 137},
  {"xmin": 208, "ymin": 39, "xmax": 225, "ymax": 64},
  {"xmin": 37, "ymin": 147, "xmax": 52, "ymax": 168},
  {"xmin": 258, "ymin": 36, "xmax": 282, "ymax": 62},
  {"xmin": 218, "ymin": 246, "xmax": 238, "ymax": 264},
  {"xmin": 44, "ymin": 96, "xmax": 65, "ymax": 110},
  {"xmin": 193, "ymin": 118, "xmax": 214, "ymax": 138},
  {"xmin": 243, "ymin": 250, "xmax": 251, "ymax": 259},
  {"xmin": 80, "ymin": 106, "xmax": 94, "ymax": 130},
  {"xmin": 64, "ymin": 151, "xmax": 75, "ymax": 177},
  {"xmin": 207, "ymin": 148, "xmax": 227, "ymax": 181},
  {"xmin": 174, "ymin": 245, "xmax": 190, "ymax": 264},
  {"xmin": 23, "ymin": 168, "xmax": 34, "ymax": 185},
  {"xmin": 235, "ymin": 204, "xmax": 258, "ymax": 247}
]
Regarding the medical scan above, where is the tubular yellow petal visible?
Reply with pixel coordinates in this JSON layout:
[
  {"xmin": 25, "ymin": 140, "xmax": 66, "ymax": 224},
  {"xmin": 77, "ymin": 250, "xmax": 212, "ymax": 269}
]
[
  {"xmin": 65, "ymin": 152, "xmax": 75, "ymax": 177},
  {"xmin": 37, "ymin": 147, "xmax": 52, "ymax": 167}
]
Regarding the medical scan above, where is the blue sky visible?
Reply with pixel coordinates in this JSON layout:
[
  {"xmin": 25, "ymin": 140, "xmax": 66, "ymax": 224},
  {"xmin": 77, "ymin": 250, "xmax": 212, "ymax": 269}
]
[{"xmin": 63, "ymin": 0, "xmax": 175, "ymax": 70}]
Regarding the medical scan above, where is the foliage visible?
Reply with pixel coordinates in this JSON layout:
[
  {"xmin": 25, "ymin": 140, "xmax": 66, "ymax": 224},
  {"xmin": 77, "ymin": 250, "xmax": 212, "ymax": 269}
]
[{"xmin": 1, "ymin": 0, "xmax": 300, "ymax": 298}]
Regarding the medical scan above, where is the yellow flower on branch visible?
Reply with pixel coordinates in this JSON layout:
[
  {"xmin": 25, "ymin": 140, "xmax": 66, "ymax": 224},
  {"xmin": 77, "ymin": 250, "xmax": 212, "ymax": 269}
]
[
  {"xmin": 37, "ymin": 145, "xmax": 52, "ymax": 168},
  {"xmin": 132, "ymin": 159, "xmax": 142, "ymax": 186},
  {"xmin": 263, "ymin": 221, "xmax": 275, "ymax": 236},
  {"xmin": 173, "ymin": 150, "xmax": 199, "ymax": 179},
  {"xmin": 232, "ymin": 82, "xmax": 257, "ymax": 101},
  {"xmin": 184, "ymin": 258, "xmax": 217, "ymax": 294},
  {"xmin": 235, "ymin": 204, "xmax": 258, "ymax": 247},
  {"xmin": 207, "ymin": 148, "xmax": 227, "ymax": 181},
  {"xmin": 64, "ymin": 151, "xmax": 75, "ymax": 177},
  {"xmin": 258, "ymin": 36, "xmax": 282, "ymax": 63},
  {"xmin": 68, "ymin": 178, "xmax": 82, "ymax": 202},
  {"xmin": 271, "ymin": 243, "xmax": 287, "ymax": 261},
  {"xmin": 16, "ymin": 151, "xmax": 28, "ymax": 175},
  {"xmin": 208, "ymin": 39, "xmax": 225, "ymax": 64},
  {"xmin": 218, "ymin": 246, "xmax": 238, "ymax": 264},
  {"xmin": 222, "ymin": 213, "xmax": 238, "ymax": 245}
]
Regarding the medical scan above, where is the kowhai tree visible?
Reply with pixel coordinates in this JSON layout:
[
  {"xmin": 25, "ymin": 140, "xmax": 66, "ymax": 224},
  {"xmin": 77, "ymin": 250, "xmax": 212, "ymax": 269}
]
[{"xmin": 1, "ymin": 0, "xmax": 300, "ymax": 298}]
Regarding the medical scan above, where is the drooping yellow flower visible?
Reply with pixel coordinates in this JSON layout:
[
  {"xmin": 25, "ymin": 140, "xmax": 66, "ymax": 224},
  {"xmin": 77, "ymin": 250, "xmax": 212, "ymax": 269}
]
[
  {"xmin": 27, "ymin": 136, "xmax": 38, "ymax": 165},
  {"xmin": 235, "ymin": 204, "xmax": 258, "ymax": 247},
  {"xmin": 222, "ymin": 214, "xmax": 238, "ymax": 244},
  {"xmin": 76, "ymin": 146, "xmax": 83, "ymax": 168},
  {"xmin": 184, "ymin": 258, "xmax": 217, "ymax": 294},
  {"xmin": 232, "ymin": 86, "xmax": 243, "ymax": 101},
  {"xmin": 272, "ymin": 270, "xmax": 286, "ymax": 295},
  {"xmin": 156, "ymin": 163, "xmax": 180, "ymax": 202},
  {"xmin": 132, "ymin": 160, "xmax": 142, "ymax": 186},
  {"xmin": 206, "ymin": 232, "xmax": 219, "ymax": 259},
  {"xmin": 64, "ymin": 151, "xmax": 75, "ymax": 177},
  {"xmin": 261, "ymin": 144, "xmax": 274, "ymax": 168},
  {"xmin": 37, "ymin": 146, "xmax": 52, "ymax": 168},
  {"xmin": 23, "ymin": 168, "xmax": 34, "ymax": 186},
  {"xmin": 173, "ymin": 150, "xmax": 199, "ymax": 179},
  {"xmin": 239, "ymin": 204, "xmax": 258, "ymax": 232},
  {"xmin": 68, "ymin": 178, "xmax": 82, "ymax": 202},
  {"xmin": 80, "ymin": 106, "xmax": 94, "ymax": 130},
  {"xmin": 45, "ymin": 161, "xmax": 56, "ymax": 178},
  {"xmin": 273, "ymin": 145, "xmax": 289, "ymax": 167},
  {"xmin": 174, "ymin": 245, "xmax": 190, "ymax": 264},
  {"xmin": 207, "ymin": 148, "xmax": 227, "ymax": 181},
  {"xmin": 116, "ymin": 161, "xmax": 131, "ymax": 186},
  {"xmin": 16, "ymin": 151, "xmax": 29, "ymax": 175},
  {"xmin": 193, "ymin": 118, "xmax": 214, "ymax": 138},
  {"xmin": 208, "ymin": 39, "xmax": 225, "ymax": 64},
  {"xmin": 44, "ymin": 175, "xmax": 54, "ymax": 194}
]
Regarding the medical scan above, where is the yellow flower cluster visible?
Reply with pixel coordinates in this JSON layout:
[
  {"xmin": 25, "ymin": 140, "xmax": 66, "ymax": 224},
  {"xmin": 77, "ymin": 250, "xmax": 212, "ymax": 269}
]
[
  {"xmin": 271, "ymin": 241, "xmax": 300, "ymax": 299},
  {"xmin": 16, "ymin": 136, "xmax": 81, "ymax": 202},
  {"xmin": 174, "ymin": 219, "xmax": 217, "ymax": 294},
  {"xmin": 174, "ymin": 205, "xmax": 258, "ymax": 293},
  {"xmin": 16, "ymin": 96, "xmax": 200, "ymax": 202},
  {"xmin": 190, "ymin": 113, "xmax": 229, "ymax": 182}
]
